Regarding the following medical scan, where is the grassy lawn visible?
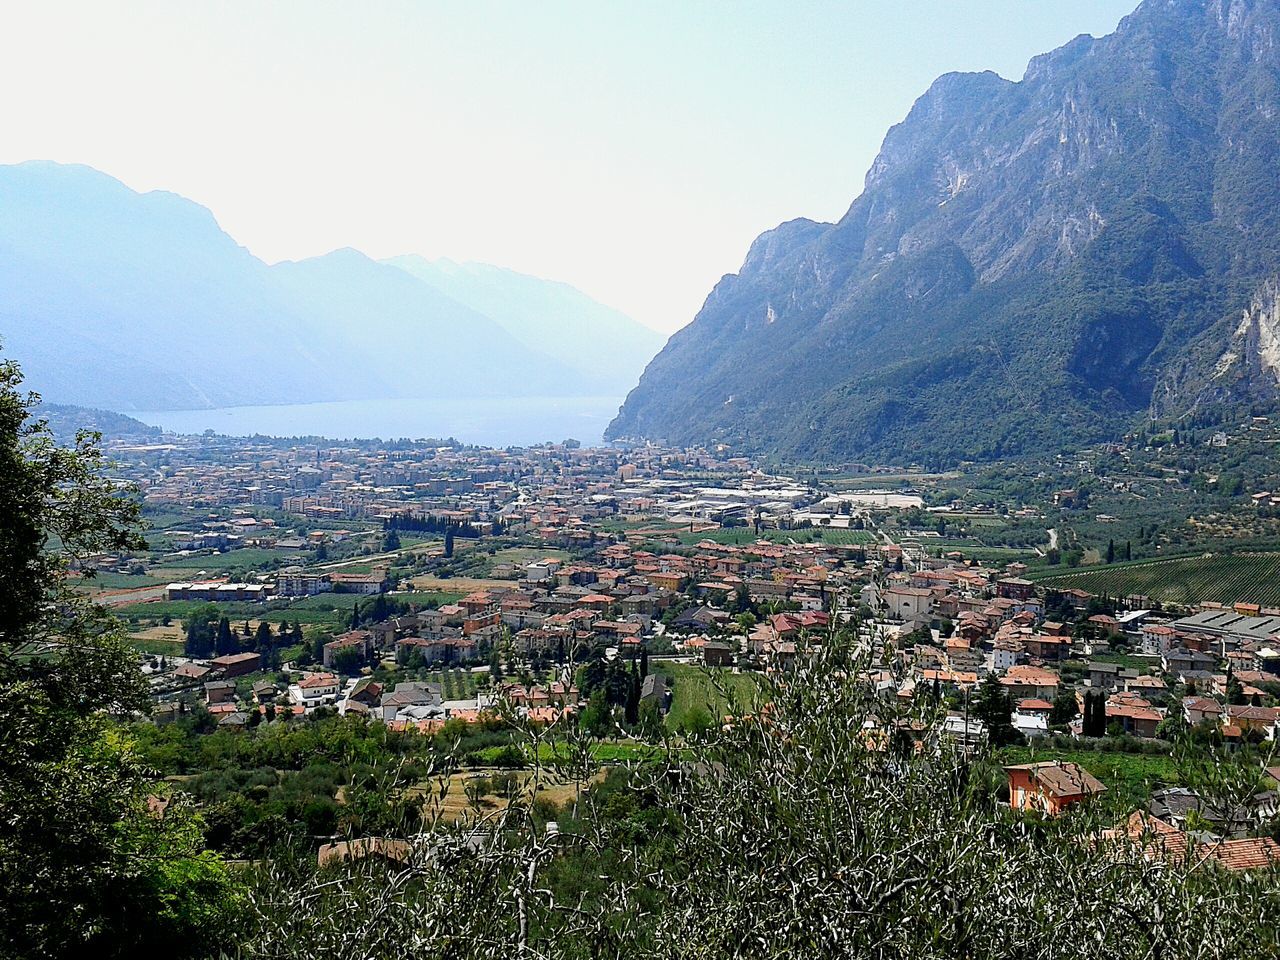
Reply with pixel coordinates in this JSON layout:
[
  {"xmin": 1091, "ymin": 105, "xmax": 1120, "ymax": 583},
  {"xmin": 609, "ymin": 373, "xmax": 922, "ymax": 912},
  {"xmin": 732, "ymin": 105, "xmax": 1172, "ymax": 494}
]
[
  {"xmin": 127, "ymin": 636, "xmax": 186, "ymax": 656},
  {"xmin": 653, "ymin": 662, "xmax": 768, "ymax": 730},
  {"xmin": 996, "ymin": 746, "xmax": 1179, "ymax": 809},
  {"xmin": 471, "ymin": 742, "xmax": 661, "ymax": 765}
]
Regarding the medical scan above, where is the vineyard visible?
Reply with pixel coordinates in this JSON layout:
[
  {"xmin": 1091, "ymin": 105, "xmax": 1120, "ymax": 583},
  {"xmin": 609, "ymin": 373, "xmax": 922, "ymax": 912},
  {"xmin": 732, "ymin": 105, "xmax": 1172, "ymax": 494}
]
[{"xmin": 1029, "ymin": 552, "xmax": 1280, "ymax": 607}]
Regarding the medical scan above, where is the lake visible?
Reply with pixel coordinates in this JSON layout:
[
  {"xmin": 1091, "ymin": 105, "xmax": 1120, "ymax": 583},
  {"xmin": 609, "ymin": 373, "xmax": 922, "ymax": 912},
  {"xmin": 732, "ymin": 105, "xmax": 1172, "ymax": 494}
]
[{"xmin": 135, "ymin": 395, "xmax": 626, "ymax": 447}]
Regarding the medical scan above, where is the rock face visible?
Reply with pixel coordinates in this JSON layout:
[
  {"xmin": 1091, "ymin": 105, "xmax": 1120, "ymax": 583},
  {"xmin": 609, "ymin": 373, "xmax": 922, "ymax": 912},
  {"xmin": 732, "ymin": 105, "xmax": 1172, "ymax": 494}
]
[{"xmin": 609, "ymin": 0, "xmax": 1280, "ymax": 464}]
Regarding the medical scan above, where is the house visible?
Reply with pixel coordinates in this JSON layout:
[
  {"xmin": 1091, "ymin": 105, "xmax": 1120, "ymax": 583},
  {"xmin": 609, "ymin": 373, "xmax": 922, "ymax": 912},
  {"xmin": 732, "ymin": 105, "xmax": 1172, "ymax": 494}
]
[
  {"xmin": 1023, "ymin": 634, "xmax": 1071, "ymax": 661},
  {"xmin": 996, "ymin": 578, "xmax": 1035, "ymax": 601},
  {"xmin": 703, "ymin": 641, "xmax": 737, "ymax": 667},
  {"xmin": 1163, "ymin": 648, "xmax": 1217, "ymax": 675},
  {"xmin": 210, "ymin": 651, "xmax": 262, "ymax": 678},
  {"xmin": 1000, "ymin": 665, "xmax": 1059, "ymax": 701},
  {"xmin": 1085, "ymin": 662, "xmax": 1136, "ymax": 692},
  {"xmin": 323, "ymin": 630, "xmax": 375, "ymax": 668},
  {"xmin": 1225, "ymin": 703, "xmax": 1279, "ymax": 737},
  {"xmin": 290, "ymin": 672, "xmax": 340, "ymax": 707},
  {"xmin": 987, "ymin": 640, "xmax": 1020, "ymax": 674},
  {"xmin": 172, "ymin": 662, "xmax": 211, "ymax": 683},
  {"xmin": 883, "ymin": 586, "xmax": 934, "ymax": 621},
  {"xmin": 1105, "ymin": 694, "xmax": 1163, "ymax": 738},
  {"xmin": 276, "ymin": 572, "xmax": 332, "ymax": 597},
  {"xmin": 329, "ymin": 570, "xmax": 389, "ymax": 594},
  {"xmin": 1182, "ymin": 696, "xmax": 1225, "ymax": 726},
  {"xmin": 640, "ymin": 672, "xmax": 669, "ymax": 709},
  {"xmin": 204, "ymin": 680, "xmax": 237, "ymax": 705},
  {"xmin": 1005, "ymin": 761, "xmax": 1106, "ymax": 816},
  {"xmin": 1140, "ymin": 623, "xmax": 1179, "ymax": 656},
  {"xmin": 1109, "ymin": 811, "xmax": 1280, "ymax": 871}
]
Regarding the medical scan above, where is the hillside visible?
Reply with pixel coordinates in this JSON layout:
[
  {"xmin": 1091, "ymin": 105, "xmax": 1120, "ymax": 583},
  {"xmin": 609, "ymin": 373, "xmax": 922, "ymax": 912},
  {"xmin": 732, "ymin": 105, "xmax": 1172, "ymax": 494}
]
[
  {"xmin": 385, "ymin": 256, "xmax": 664, "ymax": 392},
  {"xmin": 0, "ymin": 162, "xmax": 605, "ymax": 411},
  {"xmin": 608, "ymin": 0, "xmax": 1280, "ymax": 465}
]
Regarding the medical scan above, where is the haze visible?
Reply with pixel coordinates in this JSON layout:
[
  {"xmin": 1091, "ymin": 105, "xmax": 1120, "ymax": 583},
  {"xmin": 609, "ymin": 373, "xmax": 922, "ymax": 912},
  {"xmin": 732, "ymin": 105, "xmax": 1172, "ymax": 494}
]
[{"xmin": 0, "ymin": 0, "xmax": 1135, "ymax": 333}]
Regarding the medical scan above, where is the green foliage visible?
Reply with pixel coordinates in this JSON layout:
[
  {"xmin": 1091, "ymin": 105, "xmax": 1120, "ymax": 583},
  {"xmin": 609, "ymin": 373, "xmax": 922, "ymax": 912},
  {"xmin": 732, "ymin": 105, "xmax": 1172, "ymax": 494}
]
[
  {"xmin": 0, "ymin": 358, "xmax": 238, "ymax": 957},
  {"xmin": 238, "ymin": 639, "xmax": 1280, "ymax": 957}
]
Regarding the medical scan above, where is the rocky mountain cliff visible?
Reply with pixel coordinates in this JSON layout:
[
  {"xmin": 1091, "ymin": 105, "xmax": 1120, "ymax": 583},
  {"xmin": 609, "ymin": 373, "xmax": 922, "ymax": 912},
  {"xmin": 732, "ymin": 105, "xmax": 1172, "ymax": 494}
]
[{"xmin": 608, "ymin": 0, "xmax": 1280, "ymax": 465}]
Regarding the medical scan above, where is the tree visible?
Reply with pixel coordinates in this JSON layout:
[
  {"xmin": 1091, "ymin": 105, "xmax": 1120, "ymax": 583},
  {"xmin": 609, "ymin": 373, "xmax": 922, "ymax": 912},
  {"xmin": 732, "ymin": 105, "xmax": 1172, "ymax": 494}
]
[
  {"xmin": 444, "ymin": 527, "xmax": 455, "ymax": 559},
  {"xmin": 0, "ymin": 358, "xmax": 234, "ymax": 956},
  {"xmin": 254, "ymin": 621, "xmax": 274, "ymax": 654},
  {"xmin": 639, "ymin": 646, "xmax": 649, "ymax": 680},
  {"xmin": 383, "ymin": 528, "xmax": 401, "ymax": 551},
  {"xmin": 330, "ymin": 645, "xmax": 364, "ymax": 676},
  {"xmin": 1226, "ymin": 665, "xmax": 1246, "ymax": 706},
  {"xmin": 242, "ymin": 634, "xmax": 1280, "ymax": 957},
  {"xmin": 489, "ymin": 648, "xmax": 504, "ymax": 686},
  {"xmin": 972, "ymin": 674, "xmax": 1017, "ymax": 746},
  {"xmin": 215, "ymin": 617, "xmax": 237, "ymax": 656},
  {"xmin": 1106, "ymin": 539, "xmax": 1115, "ymax": 564},
  {"xmin": 624, "ymin": 664, "xmax": 641, "ymax": 725},
  {"xmin": 1049, "ymin": 690, "xmax": 1078, "ymax": 728},
  {"xmin": 579, "ymin": 688, "xmax": 612, "ymax": 737}
]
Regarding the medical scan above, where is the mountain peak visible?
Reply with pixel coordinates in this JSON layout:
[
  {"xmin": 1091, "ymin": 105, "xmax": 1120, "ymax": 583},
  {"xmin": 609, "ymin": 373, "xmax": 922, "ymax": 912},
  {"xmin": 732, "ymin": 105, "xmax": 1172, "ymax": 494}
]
[{"xmin": 609, "ymin": 0, "xmax": 1280, "ymax": 464}]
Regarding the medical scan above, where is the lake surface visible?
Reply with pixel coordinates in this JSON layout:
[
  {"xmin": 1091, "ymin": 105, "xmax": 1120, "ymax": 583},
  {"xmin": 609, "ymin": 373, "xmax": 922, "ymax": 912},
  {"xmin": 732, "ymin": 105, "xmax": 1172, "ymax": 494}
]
[{"xmin": 135, "ymin": 395, "xmax": 626, "ymax": 447}]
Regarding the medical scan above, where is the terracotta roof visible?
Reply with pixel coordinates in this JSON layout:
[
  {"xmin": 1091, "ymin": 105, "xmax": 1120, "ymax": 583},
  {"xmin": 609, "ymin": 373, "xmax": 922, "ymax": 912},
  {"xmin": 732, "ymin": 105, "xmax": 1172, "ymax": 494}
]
[
  {"xmin": 1198, "ymin": 837, "xmax": 1280, "ymax": 872},
  {"xmin": 1006, "ymin": 761, "xmax": 1106, "ymax": 799}
]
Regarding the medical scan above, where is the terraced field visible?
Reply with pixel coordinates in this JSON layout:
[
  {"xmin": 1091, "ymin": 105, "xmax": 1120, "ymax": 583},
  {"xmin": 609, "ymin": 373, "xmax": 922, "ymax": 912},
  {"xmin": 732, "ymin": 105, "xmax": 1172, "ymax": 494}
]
[{"xmin": 1028, "ymin": 552, "xmax": 1280, "ymax": 606}]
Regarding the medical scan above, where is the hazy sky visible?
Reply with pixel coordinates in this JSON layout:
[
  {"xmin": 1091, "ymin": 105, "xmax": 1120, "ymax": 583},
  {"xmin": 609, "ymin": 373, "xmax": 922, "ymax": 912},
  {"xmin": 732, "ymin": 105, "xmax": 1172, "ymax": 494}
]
[{"xmin": 0, "ymin": 1, "xmax": 1138, "ymax": 334}]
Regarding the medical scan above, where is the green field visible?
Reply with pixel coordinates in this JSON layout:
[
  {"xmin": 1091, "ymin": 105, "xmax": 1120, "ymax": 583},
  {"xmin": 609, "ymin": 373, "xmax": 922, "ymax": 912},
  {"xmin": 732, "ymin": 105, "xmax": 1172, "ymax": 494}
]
[
  {"xmin": 653, "ymin": 662, "xmax": 768, "ymax": 730},
  {"xmin": 114, "ymin": 599, "xmax": 346, "ymax": 626},
  {"xmin": 150, "ymin": 547, "xmax": 307, "ymax": 575},
  {"xmin": 996, "ymin": 747, "xmax": 1178, "ymax": 808},
  {"xmin": 1028, "ymin": 552, "xmax": 1280, "ymax": 606},
  {"xmin": 74, "ymin": 571, "xmax": 169, "ymax": 590}
]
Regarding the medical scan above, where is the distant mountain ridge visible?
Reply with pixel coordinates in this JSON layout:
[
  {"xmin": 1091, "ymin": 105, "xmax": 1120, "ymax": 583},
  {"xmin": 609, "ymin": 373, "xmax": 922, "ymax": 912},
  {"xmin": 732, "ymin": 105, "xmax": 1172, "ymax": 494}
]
[
  {"xmin": 0, "ymin": 161, "xmax": 652, "ymax": 411},
  {"xmin": 384, "ymin": 256, "xmax": 663, "ymax": 392},
  {"xmin": 608, "ymin": 0, "xmax": 1280, "ymax": 465}
]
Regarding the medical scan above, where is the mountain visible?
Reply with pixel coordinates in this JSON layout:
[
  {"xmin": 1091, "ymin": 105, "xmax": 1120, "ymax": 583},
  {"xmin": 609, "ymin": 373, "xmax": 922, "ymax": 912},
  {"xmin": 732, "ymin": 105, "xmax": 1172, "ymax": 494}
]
[
  {"xmin": 385, "ymin": 255, "xmax": 664, "ymax": 392},
  {"xmin": 35, "ymin": 403, "xmax": 162, "ymax": 444},
  {"xmin": 0, "ymin": 162, "xmax": 590, "ymax": 411},
  {"xmin": 608, "ymin": 0, "xmax": 1280, "ymax": 465}
]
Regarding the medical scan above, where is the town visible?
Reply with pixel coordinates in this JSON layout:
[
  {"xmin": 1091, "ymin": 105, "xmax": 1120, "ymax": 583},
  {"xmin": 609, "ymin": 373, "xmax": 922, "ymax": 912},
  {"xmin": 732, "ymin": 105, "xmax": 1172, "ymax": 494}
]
[{"xmin": 71, "ymin": 429, "xmax": 1279, "ymax": 876}]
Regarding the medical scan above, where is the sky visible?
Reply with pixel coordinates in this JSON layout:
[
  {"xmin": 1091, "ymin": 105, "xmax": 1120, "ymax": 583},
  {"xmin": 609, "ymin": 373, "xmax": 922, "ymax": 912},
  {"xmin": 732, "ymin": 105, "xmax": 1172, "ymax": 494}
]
[{"xmin": 0, "ymin": 1, "xmax": 1139, "ymax": 335}]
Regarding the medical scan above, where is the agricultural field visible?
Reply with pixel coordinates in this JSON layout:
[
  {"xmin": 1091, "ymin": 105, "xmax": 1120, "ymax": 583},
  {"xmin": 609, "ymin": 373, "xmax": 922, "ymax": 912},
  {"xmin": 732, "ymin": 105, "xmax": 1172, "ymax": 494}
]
[
  {"xmin": 672, "ymin": 528, "xmax": 877, "ymax": 547},
  {"xmin": 149, "ymin": 547, "xmax": 308, "ymax": 577},
  {"xmin": 1028, "ymin": 552, "xmax": 1280, "ymax": 607},
  {"xmin": 487, "ymin": 547, "xmax": 569, "ymax": 566},
  {"xmin": 404, "ymin": 769, "xmax": 606, "ymax": 824},
  {"xmin": 653, "ymin": 662, "xmax": 768, "ymax": 731}
]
